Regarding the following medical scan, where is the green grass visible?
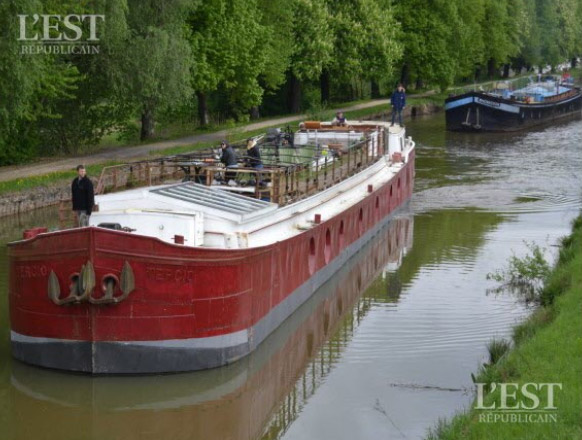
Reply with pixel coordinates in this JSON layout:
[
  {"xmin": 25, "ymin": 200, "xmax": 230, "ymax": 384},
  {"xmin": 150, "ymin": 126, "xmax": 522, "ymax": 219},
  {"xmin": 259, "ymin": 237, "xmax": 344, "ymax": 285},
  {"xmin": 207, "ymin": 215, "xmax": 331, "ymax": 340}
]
[
  {"xmin": 0, "ymin": 161, "xmax": 122, "ymax": 195},
  {"xmin": 428, "ymin": 214, "xmax": 582, "ymax": 440}
]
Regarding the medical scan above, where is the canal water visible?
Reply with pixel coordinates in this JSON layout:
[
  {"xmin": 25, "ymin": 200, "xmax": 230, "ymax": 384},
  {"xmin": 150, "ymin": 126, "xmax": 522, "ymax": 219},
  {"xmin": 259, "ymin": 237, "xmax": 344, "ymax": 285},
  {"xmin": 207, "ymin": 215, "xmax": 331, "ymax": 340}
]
[{"xmin": 0, "ymin": 112, "xmax": 580, "ymax": 440}]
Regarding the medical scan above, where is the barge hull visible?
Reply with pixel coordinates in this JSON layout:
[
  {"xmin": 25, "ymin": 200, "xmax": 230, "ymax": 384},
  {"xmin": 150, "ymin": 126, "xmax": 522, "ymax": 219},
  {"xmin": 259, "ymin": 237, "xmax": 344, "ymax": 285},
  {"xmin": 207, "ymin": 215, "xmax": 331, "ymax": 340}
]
[
  {"xmin": 10, "ymin": 202, "xmax": 408, "ymax": 373},
  {"xmin": 445, "ymin": 91, "xmax": 582, "ymax": 132},
  {"xmin": 9, "ymin": 156, "xmax": 414, "ymax": 373}
]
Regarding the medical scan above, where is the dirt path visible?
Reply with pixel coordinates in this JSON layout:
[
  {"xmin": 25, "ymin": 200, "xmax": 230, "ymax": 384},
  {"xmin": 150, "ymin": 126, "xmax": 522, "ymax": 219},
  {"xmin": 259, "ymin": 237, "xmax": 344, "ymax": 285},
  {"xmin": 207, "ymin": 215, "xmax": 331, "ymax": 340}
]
[{"xmin": 0, "ymin": 96, "xmax": 439, "ymax": 183}]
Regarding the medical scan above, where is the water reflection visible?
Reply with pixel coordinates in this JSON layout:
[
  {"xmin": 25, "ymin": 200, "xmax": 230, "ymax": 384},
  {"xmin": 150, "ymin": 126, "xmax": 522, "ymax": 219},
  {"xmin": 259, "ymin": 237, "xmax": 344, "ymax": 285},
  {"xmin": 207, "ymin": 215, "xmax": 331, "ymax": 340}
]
[{"xmin": 6, "ymin": 215, "xmax": 413, "ymax": 440}]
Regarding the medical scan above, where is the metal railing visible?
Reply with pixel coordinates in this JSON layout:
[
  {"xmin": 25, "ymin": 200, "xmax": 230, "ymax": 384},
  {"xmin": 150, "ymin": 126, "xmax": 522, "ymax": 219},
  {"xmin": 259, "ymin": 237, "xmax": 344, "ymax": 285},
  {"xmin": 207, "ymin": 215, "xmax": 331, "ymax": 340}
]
[
  {"xmin": 449, "ymin": 76, "xmax": 535, "ymax": 97},
  {"xmin": 95, "ymin": 127, "xmax": 387, "ymax": 207}
]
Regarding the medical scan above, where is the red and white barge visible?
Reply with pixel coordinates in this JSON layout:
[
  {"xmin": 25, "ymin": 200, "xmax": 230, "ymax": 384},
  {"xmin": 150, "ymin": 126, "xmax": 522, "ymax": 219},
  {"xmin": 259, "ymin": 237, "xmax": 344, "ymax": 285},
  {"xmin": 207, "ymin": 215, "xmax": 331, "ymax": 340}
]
[{"xmin": 8, "ymin": 121, "xmax": 415, "ymax": 373}]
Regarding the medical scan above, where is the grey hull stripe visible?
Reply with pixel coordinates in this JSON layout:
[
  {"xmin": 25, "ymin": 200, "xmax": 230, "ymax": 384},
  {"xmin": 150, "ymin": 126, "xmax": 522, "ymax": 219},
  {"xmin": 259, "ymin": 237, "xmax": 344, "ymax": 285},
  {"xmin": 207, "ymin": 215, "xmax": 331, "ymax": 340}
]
[
  {"xmin": 11, "ymin": 328, "xmax": 249, "ymax": 350},
  {"xmin": 12, "ymin": 200, "xmax": 410, "ymax": 373}
]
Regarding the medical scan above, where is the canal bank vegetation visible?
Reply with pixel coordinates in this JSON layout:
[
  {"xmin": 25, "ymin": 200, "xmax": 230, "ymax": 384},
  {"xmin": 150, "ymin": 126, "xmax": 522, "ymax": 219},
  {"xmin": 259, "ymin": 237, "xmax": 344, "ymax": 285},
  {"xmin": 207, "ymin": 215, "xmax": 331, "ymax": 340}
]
[
  {"xmin": 2, "ymin": 0, "xmax": 582, "ymax": 165},
  {"xmin": 427, "ymin": 214, "xmax": 582, "ymax": 440}
]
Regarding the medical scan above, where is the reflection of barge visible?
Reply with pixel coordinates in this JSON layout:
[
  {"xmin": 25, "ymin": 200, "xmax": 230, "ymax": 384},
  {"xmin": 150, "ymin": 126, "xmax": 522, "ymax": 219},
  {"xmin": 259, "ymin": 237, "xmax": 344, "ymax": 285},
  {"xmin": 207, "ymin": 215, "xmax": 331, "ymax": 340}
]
[
  {"xmin": 11, "ymin": 216, "xmax": 413, "ymax": 440},
  {"xmin": 8, "ymin": 120, "xmax": 415, "ymax": 373},
  {"xmin": 445, "ymin": 78, "xmax": 582, "ymax": 132}
]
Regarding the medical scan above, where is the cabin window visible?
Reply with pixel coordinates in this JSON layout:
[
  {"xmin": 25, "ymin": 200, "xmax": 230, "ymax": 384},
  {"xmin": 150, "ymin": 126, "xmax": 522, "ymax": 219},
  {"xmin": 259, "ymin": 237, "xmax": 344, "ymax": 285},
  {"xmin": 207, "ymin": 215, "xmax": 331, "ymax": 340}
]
[
  {"xmin": 324, "ymin": 229, "xmax": 332, "ymax": 263},
  {"xmin": 308, "ymin": 237, "xmax": 316, "ymax": 275}
]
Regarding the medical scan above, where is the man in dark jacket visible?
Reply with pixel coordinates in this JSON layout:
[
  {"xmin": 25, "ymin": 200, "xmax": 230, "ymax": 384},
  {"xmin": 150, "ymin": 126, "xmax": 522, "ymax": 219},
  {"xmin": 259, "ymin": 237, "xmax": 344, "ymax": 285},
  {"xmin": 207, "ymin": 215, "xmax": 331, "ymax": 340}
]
[
  {"xmin": 220, "ymin": 141, "xmax": 238, "ymax": 184},
  {"xmin": 71, "ymin": 165, "xmax": 94, "ymax": 227},
  {"xmin": 390, "ymin": 83, "xmax": 406, "ymax": 127}
]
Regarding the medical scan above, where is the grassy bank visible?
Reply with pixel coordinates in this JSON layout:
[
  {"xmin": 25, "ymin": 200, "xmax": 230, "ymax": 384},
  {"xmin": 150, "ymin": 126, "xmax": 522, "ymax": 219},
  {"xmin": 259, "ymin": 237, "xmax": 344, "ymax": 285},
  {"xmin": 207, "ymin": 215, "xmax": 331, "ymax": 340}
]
[
  {"xmin": 0, "ymin": 161, "xmax": 123, "ymax": 196},
  {"xmin": 0, "ymin": 94, "xmax": 444, "ymax": 196},
  {"xmin": 428, "ymin": 215, "xmax": 582, "ymax": 439}
]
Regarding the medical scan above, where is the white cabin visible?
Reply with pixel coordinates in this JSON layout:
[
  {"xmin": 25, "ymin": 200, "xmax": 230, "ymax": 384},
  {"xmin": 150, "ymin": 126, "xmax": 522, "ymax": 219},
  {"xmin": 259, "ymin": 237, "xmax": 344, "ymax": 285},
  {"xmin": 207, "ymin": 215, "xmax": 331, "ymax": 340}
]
[{"xmin": 90, "ymin": 122, "xmax": 414, "ymax": 249}]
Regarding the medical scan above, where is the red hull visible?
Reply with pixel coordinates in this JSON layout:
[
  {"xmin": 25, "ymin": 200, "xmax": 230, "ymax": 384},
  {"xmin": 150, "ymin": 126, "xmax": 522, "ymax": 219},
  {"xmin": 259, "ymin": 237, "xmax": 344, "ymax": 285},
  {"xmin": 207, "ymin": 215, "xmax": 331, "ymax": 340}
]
[
  {"xmin": 8, "ymin": 154, "xmax": 414, "ymax": 373},
  {"xmin": 10, "ymin": 215, "xmax": 411, "ymax": 439}
]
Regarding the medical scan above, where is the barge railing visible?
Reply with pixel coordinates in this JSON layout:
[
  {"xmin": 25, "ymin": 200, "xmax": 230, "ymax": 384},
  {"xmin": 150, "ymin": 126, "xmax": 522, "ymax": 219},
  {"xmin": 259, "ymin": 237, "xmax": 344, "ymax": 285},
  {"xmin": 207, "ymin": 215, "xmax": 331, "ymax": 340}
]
[{"xmin": 95, "ymin": 126, "xmax": 389, "ymax": 207}]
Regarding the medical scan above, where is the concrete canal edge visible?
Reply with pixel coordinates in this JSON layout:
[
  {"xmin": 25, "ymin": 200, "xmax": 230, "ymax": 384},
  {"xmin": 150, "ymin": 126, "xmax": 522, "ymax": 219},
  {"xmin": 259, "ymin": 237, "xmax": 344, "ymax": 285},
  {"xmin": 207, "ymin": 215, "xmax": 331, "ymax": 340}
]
[
  {"xmin": 426, "ymin": 214, "xmax": 582, "ymax": 439},
  {"xmin": 0, "ymin": 103, "xmax": 442, "ymax": 217},
  {"xmin": 0, "ymin": 184, "xmax": 73, "ymax": 217}
]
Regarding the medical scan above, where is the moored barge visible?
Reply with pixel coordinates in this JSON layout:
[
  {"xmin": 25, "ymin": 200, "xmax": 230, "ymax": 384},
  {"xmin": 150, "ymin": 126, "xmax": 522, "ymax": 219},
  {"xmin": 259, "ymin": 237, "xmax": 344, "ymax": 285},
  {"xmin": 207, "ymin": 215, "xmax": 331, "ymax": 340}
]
[
  {"xmin": 445, "ymin": 76, "xmax": 582, "ymax": 132},
  {"xmin": 8, "ymin": 120, "xmax": 415, "ymax": 373}
]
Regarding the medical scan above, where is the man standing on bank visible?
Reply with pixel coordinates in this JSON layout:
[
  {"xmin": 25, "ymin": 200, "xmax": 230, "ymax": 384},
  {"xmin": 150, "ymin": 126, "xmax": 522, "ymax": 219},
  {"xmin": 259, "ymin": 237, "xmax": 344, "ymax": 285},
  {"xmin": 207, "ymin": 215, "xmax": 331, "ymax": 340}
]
[
  {"xmin": 72, "ymin": 165, "xmax": 94, "ymax": 227},
  {"xmin": 390, "ymin": 83, "xmax": 406, "ymax": 127}
]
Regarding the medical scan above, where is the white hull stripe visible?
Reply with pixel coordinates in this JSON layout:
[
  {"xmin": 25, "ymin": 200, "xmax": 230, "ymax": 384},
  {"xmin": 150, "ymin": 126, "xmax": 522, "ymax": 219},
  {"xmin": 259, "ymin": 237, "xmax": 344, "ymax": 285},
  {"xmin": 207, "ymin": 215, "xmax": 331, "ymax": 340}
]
[
  {"xmin": 474, "ymin": 97, "xmax": 520, "ymax": 113},
  {"xmin": 446, "ymin": 93, "xmax": 580, "ymax": 112},
  {"xmin": 445, "ymin": 97, "xmax": 473, "ymax": 110},
  {"xmin": 11, "ymin": 328, "xmax": 249, "ymax": 350}
]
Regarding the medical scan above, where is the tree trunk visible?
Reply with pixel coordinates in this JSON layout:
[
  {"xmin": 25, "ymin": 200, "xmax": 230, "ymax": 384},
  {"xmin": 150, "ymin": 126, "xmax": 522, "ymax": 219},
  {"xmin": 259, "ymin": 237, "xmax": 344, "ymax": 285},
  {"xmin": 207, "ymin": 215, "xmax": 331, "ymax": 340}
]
[
  {"xmin": 474, "ymin": 66, "xmax": 482, "ymax": 82},
  {"xmin": 415, "ymin": 78, "xmax": 424, "ymax": 90},
  {"xmin": 249, "ymin": 106, "xmax": 260, "ymax": 120},
  {"xmin": 370, "ymin": 80, "xmax": 380, "ymax": 99},
  {"xmin": 289, "ymin": 74, "xmax": 302, "ymax": 113},
  {"xmin": 320, "ymin": 69, "xmax": 330, "ymax": 104},
  {"xmin": 502, "ymin": 63, "xmax": 510, "ymax": 78},
  {"xmin": 571, "ymin": 58, "xmax": 577, "ymax": 69},
  {"xmin": 140, "ymin": 105, "xmax": 155, "ymax": 140},
  {"xmin": 400, "ymin": 64, "xmax": 409, "ymax": 88},
  {"xmin": 196, "ymin": 91, "xmax": 209, "ymax": 126},
  {"xmin": 487, "ymin": 58, "xmax": 496, "ymax": 79}
]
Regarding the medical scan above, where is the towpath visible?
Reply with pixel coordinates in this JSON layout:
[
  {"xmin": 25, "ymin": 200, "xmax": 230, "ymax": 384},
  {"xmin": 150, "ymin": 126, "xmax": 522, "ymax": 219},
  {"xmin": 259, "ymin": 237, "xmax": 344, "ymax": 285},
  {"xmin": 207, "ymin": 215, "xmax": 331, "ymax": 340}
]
[{"xmin": 0, "ymin": 94, "xmax": 439, "ymax": 183}]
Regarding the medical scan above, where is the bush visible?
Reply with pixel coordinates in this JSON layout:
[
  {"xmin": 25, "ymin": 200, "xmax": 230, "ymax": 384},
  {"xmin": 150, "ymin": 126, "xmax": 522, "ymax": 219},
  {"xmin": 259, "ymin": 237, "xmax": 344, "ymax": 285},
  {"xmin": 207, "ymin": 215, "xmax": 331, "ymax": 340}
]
[{"xmin": 486, "ymin": 242, "xmax": 551, "ymax": 303}]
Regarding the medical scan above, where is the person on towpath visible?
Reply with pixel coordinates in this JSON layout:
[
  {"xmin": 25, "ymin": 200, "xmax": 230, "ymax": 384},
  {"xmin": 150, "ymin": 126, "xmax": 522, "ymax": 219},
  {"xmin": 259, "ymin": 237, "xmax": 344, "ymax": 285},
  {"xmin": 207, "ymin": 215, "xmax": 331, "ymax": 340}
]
[{"xmin": 390, "ymin": 83, "xmax": 406, "ymax": 127}]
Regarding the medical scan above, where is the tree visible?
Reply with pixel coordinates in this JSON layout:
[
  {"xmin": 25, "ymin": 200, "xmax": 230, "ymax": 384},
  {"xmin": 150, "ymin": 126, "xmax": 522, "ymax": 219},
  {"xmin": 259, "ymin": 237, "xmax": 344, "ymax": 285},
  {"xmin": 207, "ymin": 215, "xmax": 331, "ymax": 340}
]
[
  {"xmin": 515, "ymin": 0, "xmax": 541, "ymax": 71},
  {"xmin": 256, "ymin": 0, "xmax": 294, "ymax": 115},
  {"xmin": 37, "ymin": 0, "xmax": 133, "ymax": 153},
  {"xmin": 189, "ymin": 0, "xmax": 270, "ymax": 125},
  {"xmin": 112, "ymin": 0, "xmax": 194, "ymax": 140},
  {"xmin": 322, "ymin": 0, "xmax": 401, "ymax": 102},
  {"xmin": 454, "ymin": 0, "xmax": 486, "ymax": 81},
  {"xmin": 0, "ymin": 0, "xmax": 83, "ymax": 164},
  {"xmin": 481, "ymin": 0, "xmax": 522, "ymax": 78},
  {"xmin": 287, "ymin": 0, "xmax": 333, "ymax": 112},
  {"xmin": 535, "ymin": 0, "xmax": 580, "ymax": 69},
  {"xmin": 395, "ymin": 0, "xmax": 459, "ymax": 90},
  {"xmin": 359, "ymin": 0, "xmax": 402, "ymax": 97}
]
